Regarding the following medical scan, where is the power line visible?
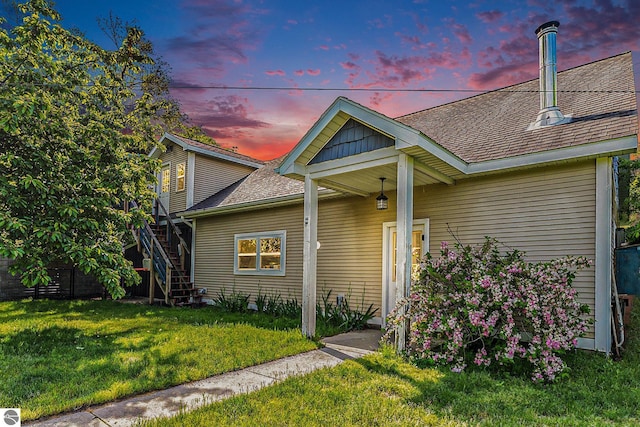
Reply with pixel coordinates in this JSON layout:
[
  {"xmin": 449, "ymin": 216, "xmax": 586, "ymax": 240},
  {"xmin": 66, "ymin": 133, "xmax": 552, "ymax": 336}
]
[
  {"xmin": 166, "ymin": 85, "xmax": 639, "ymax": 94},
  {"xmin": 4, "ymin": 82, "xmax": 640, "ymax": 94}
]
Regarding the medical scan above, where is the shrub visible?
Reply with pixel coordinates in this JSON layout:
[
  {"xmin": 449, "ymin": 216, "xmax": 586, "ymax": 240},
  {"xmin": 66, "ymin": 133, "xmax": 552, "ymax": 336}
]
[{"xmin": 385, "ymin": 237, "xmax": 592, "ymax": 382}]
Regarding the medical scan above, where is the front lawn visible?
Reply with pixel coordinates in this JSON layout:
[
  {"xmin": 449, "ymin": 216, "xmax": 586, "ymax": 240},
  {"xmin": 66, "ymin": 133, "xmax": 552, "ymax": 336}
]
[
  {"xmin": 0, "ymin": 299, "xmax": 317, "ymax": 421},
  {"xmin": 140, "ymin": 310, "xmax": 640, "ymax": 426}
]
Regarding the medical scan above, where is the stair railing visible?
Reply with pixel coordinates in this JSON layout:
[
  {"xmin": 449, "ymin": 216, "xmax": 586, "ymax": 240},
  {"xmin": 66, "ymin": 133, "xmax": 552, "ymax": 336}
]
[
  {"xmin": 153, "ymin": 198, "xmax": 191, "ymax": 272},
  {"xmin": 129, "ymin": 201, "xmax": 175, "ymax": 304}
]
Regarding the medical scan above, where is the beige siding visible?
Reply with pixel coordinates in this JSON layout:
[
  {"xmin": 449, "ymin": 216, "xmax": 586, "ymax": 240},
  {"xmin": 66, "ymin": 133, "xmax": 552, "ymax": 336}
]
[
  {"xmin": 195, "ymin": 204, "xmax": 305, "ymax": 303},
  {"xmin": 156, "ymin": 142, "xmax": 188, "ymax": 214},
  {"xmin": 193, "ymin": 156, "xmax": 255, "ymax": 206},
  {"xmin": 194, "ymin": 160, "xmax": 597, "ymax": 333}
]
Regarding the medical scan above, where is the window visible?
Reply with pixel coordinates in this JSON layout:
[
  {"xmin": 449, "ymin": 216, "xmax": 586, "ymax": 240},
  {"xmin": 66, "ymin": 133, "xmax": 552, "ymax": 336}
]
[
  {"xmin": 161, "ymin": 168, "xmax": 170, "ymax": 193},
  {"xmin": 391, "ymin": 230, "xmax": 424, "ymax": 281},
  {"xmin": 234, "ymin": 231, "xmax": 286, "ymax": 275},
  {"xmin": 176, "ymin": 162, "xmax": 185, "ymax": 192}
]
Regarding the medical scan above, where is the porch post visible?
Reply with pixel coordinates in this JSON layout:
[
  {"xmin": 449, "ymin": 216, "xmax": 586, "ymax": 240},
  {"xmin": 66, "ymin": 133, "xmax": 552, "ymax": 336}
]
[
  {"xmin": 395, "ymin": 153, "xmax": 414, "ymax": 351},
  {"xmin": 594, "ymin": 157, "xmax": 612, "ymax": 352},
  {"xmin": 302, "ymin": 174, "xmax": 318, "ymax": 338}
]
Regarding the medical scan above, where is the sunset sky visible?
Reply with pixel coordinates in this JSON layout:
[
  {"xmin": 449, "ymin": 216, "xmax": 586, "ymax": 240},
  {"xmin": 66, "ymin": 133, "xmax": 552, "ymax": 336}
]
[{"xmin": 22, "ymin": 1, "xmax": 640, "ymax": 160}]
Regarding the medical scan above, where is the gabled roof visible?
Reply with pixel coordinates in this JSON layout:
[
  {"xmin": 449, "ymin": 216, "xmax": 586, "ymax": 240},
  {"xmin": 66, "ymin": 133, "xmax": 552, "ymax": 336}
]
[
  {"xmin": 278, "ymin": 52, "xmax": 637, "ymax": 183},
  {"xmin": 151, "ymin": 132, "xmax": 264, "ymax": 169}
]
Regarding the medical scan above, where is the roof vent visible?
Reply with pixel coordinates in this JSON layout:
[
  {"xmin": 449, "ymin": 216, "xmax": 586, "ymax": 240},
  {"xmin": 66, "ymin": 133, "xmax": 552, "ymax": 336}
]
[{"xmin": 528, "ymin": 21, "xmax": 571, "ymax": 130}]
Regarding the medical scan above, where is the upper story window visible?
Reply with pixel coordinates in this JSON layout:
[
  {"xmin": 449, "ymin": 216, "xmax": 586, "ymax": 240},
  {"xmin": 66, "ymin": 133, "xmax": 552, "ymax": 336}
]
[
  {"xmin": 161, "ymin": 168, "xmax": 171, "ymax": 193},
  {"xmin": 234, "ymin": 231, "xmax": 286, "ymax": 276},
  {"xmin": 176, "ymin": 162, "xmax": 185, "ymax": 192}
]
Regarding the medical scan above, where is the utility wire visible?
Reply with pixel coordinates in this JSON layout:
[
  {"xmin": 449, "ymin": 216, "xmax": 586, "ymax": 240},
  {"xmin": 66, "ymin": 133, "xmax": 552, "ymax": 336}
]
[
  {"xmin": 165, "ymin": 85, "xmax": 639, "ymax": 94},
  {"xmin": 5, "ymin": 82, "xmax": 640, "ymax": 93}
]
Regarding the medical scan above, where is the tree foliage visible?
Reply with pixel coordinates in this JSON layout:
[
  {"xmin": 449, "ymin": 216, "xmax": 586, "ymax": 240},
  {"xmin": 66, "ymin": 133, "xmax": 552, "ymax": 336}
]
[
  {"xmin": 95, "ymin": 11, "xmax": 218, "ymax": 148},
  {"xmin": 0, "ymin": 0, "xmax": 185, "ymax": 297},
  {"xmin": 619, "ymin": 158, "xmax": 640, "ymax": 244}
]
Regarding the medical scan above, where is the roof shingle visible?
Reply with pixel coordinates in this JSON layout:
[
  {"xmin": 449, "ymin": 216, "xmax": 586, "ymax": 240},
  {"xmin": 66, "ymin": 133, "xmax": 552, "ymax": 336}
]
[{"xmin": 396, "ymin": 52, "xmax": 638, "ymax": 163}]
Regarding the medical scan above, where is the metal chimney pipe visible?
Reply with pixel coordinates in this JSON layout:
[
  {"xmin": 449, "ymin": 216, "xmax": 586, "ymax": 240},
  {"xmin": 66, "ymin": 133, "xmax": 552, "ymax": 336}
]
[{"xmin": 529, "ymin": 20, "xmax": 570, "ymax": 129}]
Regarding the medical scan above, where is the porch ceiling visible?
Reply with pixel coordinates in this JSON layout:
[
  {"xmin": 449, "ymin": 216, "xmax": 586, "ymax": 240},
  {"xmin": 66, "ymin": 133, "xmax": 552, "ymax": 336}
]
[{"xmin": 316, "ymin": 162, "xmax": 445, "ymax": 196}]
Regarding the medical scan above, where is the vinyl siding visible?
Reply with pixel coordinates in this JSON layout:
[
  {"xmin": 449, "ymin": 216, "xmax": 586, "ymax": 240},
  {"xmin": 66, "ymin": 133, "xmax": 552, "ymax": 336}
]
[
  {"xmin": 193, "ymin": 160, "xmax": 597, "ymax": 334},
  {"xmin": 193, "ymin": 156, "xmax": 255, "ymax": 206},
  {"xmin": 156, "ymin": 142, "xmax": 188, "ymax": 214},
  {"xmin": 194, "ymin": 204, "xmax": 305, "ymax": 302}
]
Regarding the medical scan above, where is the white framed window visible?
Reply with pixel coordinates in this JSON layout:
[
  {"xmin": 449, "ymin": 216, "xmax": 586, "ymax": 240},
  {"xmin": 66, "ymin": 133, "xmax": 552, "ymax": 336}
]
[
  {"xmin": 234, "ymin": 230, "xmax": 286, "ymax": 276},
  {"xmin": 161, "ymin": 167, "xmax": 171, "ymax": 193},
  {"xmin": 176, "ymin": 162, "xmax": 185, "ymax": 192}
]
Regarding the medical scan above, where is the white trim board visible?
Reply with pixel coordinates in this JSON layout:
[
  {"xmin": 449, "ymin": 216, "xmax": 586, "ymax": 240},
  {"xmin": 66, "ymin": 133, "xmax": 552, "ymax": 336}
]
[{"xmin": 594, "ymin": 157, "xmax": 613, "ymax": 353}]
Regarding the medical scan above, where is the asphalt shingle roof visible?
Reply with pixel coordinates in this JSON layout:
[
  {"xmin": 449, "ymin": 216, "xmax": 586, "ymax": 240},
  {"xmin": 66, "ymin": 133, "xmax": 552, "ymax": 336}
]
[
  {"xmin": 396, "ymin": 52, "xmax": 638, "ymax": 163},
  {"xmin": 187, "ymin": 157, "xmax": 305, "ymax": 211}
]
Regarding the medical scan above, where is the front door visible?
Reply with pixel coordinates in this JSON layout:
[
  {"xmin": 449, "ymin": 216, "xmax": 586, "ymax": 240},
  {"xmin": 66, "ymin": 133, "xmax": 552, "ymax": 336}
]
[
  {"xmin": 382, "ymin": 219, "xmax": 429, "ymax": 325},
  {"xmin": 158, "ymin": 163, "xmax": 171, "ymax": 210}
]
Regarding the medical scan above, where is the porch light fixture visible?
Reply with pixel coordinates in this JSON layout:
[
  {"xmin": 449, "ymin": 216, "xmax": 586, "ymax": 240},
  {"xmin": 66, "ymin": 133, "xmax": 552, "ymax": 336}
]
[{"xmin": 376, "ymin": 177, "xmax": 388, "ymax": 210}]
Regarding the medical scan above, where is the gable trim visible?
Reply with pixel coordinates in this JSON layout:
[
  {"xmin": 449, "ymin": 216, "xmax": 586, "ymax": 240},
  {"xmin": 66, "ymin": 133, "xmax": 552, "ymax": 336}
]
[
  {"xmin": 308, "ymin": 147, "xmax": 398, "ymax": 179},
  {"xmin": 153, "ymin": 133, "xmax": 264, "ymax": 169},
  {"xmin": 277, "ymin": 97, "xmax": 432, "ymax": 175}
]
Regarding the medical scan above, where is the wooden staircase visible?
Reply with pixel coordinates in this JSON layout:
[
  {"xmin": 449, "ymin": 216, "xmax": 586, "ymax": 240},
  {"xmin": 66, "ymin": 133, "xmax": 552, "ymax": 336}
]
[{"xmin": 131, "ymin": 200, "xmax": 205, "ymax": 308}]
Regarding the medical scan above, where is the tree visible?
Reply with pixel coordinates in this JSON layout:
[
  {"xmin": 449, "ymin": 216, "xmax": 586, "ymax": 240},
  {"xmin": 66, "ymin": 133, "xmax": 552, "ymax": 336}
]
[
  {"xmin": 619, "ymin": 157, "xmax": 640, "ymax": 244},
  {"xmin": 96, "ymin": 11, "xmax": 218, "ymax": 147},
  {"xmin": 0, "ymin": 0, "xmax": 180, "ymax": 297}
]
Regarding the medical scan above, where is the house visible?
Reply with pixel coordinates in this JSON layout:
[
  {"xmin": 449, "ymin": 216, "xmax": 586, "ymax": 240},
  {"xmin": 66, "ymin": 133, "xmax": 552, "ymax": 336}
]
[
  {"xmin": 127, "ymin": 133, "xmax": 263, "ymax": 304},
  {"xmin": 170, "ymin": 21, "xmax": 638, "ymax": 353}
]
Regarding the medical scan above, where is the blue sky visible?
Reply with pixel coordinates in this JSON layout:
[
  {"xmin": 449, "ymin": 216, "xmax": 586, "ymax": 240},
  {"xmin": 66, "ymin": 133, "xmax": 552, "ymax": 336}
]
[{"xmin": 23, "ymin": 1, "xmax": 640, "ymax": 159}]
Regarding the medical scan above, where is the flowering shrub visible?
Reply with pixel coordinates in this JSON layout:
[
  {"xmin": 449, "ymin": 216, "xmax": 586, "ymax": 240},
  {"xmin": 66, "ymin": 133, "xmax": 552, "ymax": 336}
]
[{"xmin": 385, "ymin": 238, "xmax": 592, "ymax": 382}]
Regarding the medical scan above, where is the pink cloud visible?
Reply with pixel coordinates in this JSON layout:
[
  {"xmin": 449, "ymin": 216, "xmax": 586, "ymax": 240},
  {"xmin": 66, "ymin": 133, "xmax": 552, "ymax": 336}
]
[
  {"xmin": 369, "ymin": 91, "xmax": 394, "ymax": 107},
  {"xmin": 452, "ymin": 22, "xmax": 473, "ymax": 44},
  {"xmin": 397, "ymin": 32, "xmax": 428, "ymax": 50},
  {"xmin": 468, "ymin": 0, "xmax": 640, "ymax": 91},
  {"xmin": 265, "ymin": 69, "xmax": 286, "ymax": 76},
  {"xmin": 476, "ymin": 10, "xmax": 504, "ymax": 23},
  {"xmin": 340, "ymin": 61, "xmax": 358, "ymax": 70},
  {"xmin": 467, "ymin": 61, "xmax": 536, "ymax": 90},
  {"xmin": 367, "ymin": 51, "xmax": 435, "ymax": 87},
  {"xmin": 408, "ymin": 12, "xmax": 429, "ymax": 34},
  {"xmin": 426, "ymin": 47, "xmax": 472, "ymax": 69},
  {"xmin": 186, "ymin": 95, "xmax": 269, "ymax": 132},
  {"xmin": 294, "ymin": 70, "xmax": 305, "ymax": 76},
  {"xmin": 318, "ymin": 45, "xmax": 330, "ymax": 51},
  {"xmin": 307, "ymin": 69, "xmax": 321, "ymax": 76}
]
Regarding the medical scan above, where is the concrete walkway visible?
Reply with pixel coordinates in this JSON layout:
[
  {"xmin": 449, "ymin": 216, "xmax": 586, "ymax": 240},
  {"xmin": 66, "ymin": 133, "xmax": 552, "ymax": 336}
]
[{"xmin": 26, "ymin": 329, "xmax": 383, "ymax": 427}]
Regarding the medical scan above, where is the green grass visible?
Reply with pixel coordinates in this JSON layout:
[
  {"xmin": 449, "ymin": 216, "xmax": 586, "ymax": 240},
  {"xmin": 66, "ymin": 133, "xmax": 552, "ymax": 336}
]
[
  {"xmin": 0, "ymin": 299, "xmax": 318, "ymax": 421},
  {"xmin": 140, "ymin": 309, "xmax": 640, "ymax": 426}
]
